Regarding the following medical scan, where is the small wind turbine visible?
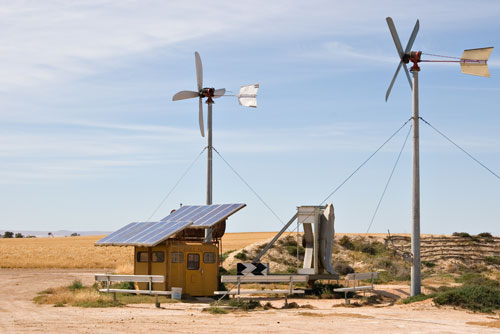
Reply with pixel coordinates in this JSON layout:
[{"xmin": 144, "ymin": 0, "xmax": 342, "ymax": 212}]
[
  {"xmin": 385, "ymin": 17, "xmax": 493, "ymax": 296},
  {"xmin": 172, "ymin": 52, "xmax": 259, "ymax": 241}
]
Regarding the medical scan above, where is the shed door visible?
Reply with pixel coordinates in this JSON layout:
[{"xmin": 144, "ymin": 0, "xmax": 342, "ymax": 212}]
[{"xmin": 185, "ymin": 253, "xmax": 203, "ymax": 296}]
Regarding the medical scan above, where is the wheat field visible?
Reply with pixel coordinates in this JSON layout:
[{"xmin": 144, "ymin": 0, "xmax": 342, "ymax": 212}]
[{"xmin": 0, "ymin": 232, "xmax": 278, "ymax": 270}]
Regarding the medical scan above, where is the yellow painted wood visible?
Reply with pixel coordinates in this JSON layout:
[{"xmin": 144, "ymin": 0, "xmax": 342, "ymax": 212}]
[{"xmin": 134, "ymin": 241, "xmax": 219, "ymax": 296}]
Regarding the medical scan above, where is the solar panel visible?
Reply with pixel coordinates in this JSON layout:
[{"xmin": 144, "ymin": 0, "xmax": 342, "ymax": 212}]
[
  {"xmin": 161, "ymin": 203, "xmax": 246, "ymax": 228},
  {"xmin": 95, "ymin": 220, "xmax": 192, "ymax": 247}
]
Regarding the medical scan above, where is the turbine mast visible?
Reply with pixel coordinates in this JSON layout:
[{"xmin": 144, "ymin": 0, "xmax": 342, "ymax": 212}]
[
  {"xmin": 410, "ymin": 63, "xmax": 421, "ymax": 296},
  {"xmin": 205, "ymin": 99, "xmax": 214, "ymax": 242}
]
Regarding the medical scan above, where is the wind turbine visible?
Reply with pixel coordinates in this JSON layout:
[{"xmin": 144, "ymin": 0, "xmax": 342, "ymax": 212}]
[
  {"xmin": 172, "ymin": 52, "xmax": 259, "ymax": 241},
  {"xmin": 385, "ymin": 17, "xmax": 493, "ymax": 296}
]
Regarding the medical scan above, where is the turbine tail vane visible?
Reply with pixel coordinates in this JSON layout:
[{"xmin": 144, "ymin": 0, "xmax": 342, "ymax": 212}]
[
  {"xmin": 460, "ymin": 47, "xmax": 494, "ymax": 78},
  {"xmin": 238, "ymin": 84, "xmax": 259, "ymax": 108}
]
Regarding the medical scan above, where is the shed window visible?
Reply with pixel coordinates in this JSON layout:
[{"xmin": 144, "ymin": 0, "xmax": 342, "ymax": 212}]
[
  {"xmin": 187, "ymin": 253, "xmax": 200, "ymax": 270},
  {"xmin": 171, "ymin": 252, "xmax": 183, "ymax": 263},
  {"xmin": 152, "ymin": 251, "xmax": 164, "ymax": 263},
  {"xmin": 136, "ymin": 252, "xmax": 148, "ymax": 262},
  {"xmin": 203, "ymin": 252, "xmax": 216, "ymax": 264}
]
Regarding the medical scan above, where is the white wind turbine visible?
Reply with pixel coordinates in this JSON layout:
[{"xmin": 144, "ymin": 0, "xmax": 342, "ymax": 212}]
[
  {"xmin": 385, "ymin": 16, "xmax": 493, "ymax": 296},
  {"xmin": 172, "ymin": 51, "xmax": 259, "ymax": 241}
]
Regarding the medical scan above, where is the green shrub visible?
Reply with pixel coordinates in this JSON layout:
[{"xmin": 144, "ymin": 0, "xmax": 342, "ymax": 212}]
[
  {"xmin": 359, "ymin": 243, "xmax": 377, "ymax": 255},
  {"xmin": 477, "ymin": 232, "xmax": 493, "ymax": 238},
  {"xmin": 373, "ymin": 271, "xmax": 393, "ymax": 284},
  {"xmin": 284, "ymin": 238, "xmax": 298, "ymax": 247},
  {"xmin": 433, "ymin": 285, "xmax": 500, "ymax": 313},
  {"xmin": 456, "ymin": 273, "xmax": 500, "ymax": 288},
  {"xmin": 452, "ymin": 232, "xmax": 472, "ymax": 238},
  {"xmin": 219, "ymin": 266, "xmax": 237, "ymax": 276},
  {"xmin": 402, "ymin": 293, "xmax": 434, "ymax": 304},
  {"xmin": 234, "ymin": 252, "xmax": 247, "ymax": 261},
  {"xmin": 220, "ymin": 250, "xmax": 235, "ymax": 262},
  {"xmin": 422, "ymin": 261, "xmax": 436, "ymax": 268},
  {"xmin": 207, "ymin": 306, "xmax": 228, "ymax": 314},
  {"xmin": 373, "ymin": 269, "xmax": 410, "ymax": 284},
  {"xmin": 375, "ymin": 258, "xmax": 393, "ymax": 269},
  {"xmin": 68, "ymin": 280, "xmax": 84, "ymax": 291},
  {"xmin": 227, "ymin": 299, "xmax": 261, "ymax": 310},
  {"xmin": 338, "ymin": 236, "xmax": 355, "ymax": 250},
  {"xmin": 334, "ymin": 262, "xmax": 354, "ymax": 275},
  {"xmin": 485, "ymin": 256, "xmax": 500, "ymax": 266},
  {"xmin": 286, "ymin": 245, "xmax": 305, "ymax": 257},
  {"xmin": 73, "ymin": 299, "xmax": 123, "ymax": 308},
  {"xmin": 311, "ymin": 282, "xmax": 352, "ymax": 299},
  {"xmin": 282, "ymin": 302, "xmax": 300, "ymax": 309},
  {"xmin": 119, "ymin": 281, "xmax": 135, "ymax": 290}
]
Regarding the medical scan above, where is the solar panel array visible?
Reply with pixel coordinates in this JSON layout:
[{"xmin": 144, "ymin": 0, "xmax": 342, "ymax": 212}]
[
  {"xmin": 161, "ymin": 203, "xmax": 246, "ymax": 227},
  {"xmin": 95, "ymin": 220, "xmax": 192, "ymax": 247}
]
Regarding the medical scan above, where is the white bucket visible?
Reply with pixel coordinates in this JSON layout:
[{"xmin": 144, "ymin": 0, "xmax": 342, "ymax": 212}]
[{"xmin": 171, "ymin": 287, "xmax": 182, "ymax": 300}]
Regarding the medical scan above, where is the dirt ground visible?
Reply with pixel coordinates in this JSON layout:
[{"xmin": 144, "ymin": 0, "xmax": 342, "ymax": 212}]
[{"xmin": 1, "ymin": 269, "xmax": 499, "ymax": 333}]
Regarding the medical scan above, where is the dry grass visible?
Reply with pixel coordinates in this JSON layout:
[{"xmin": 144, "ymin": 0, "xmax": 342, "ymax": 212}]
[
  {"xmin": 0, "ymin": 233, "xmax": 278, "ymax": 269},
  {"xmin": 34, "ymin": 282, "xmax": 179, "ymax": 307},
  {"xmin": 114, "ymin": 263, "xmax": 134, "ymax": 274},
  {"xmin": 220, "ymin": 232, "xmax": 278, "ymax": 253},
  {"xmin": 299, "ymin": 312, "xmax": 376, "ymax": 319},
  {"xmin": 0, "ymin": 235, "xmax": 133, "ymax": 269},
  {"xmin": 466, "ymin": 320, "xmax": 500, "ymax": 328},
  {"xmin": 298, "ymin": 312, "xmax": 329, "ymax": 317},
  {"xmin": 332, "ymin": 313, "xmax": 375, "ymax": 319},
  {"xmin": 34, "ymin": 286, "xmax": 116, "ymax": 307}
]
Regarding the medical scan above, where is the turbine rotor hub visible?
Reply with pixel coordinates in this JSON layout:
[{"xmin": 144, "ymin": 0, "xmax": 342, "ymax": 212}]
[
  {"xmin": 407, "ymin": 51, "xmax": 422, "ymax": 71},
  {"xmin": 200, "ymin": 87, "xmax": 215, "ymax": 98},
  {"xmin": 402, "ymin": 51, "xmax": 422, "ymax": 64}
]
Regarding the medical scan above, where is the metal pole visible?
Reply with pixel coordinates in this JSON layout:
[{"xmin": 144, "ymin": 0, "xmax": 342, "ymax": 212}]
[
  {"xmin": 205, "ymin": 101, "xmax": 213, "ymax": 242},
  {"xmin": 411, "ymin": 68, "xmax": 421, "ymax": 296}
]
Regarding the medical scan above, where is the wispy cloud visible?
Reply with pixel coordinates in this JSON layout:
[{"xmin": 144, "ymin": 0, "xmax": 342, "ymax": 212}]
[
  {"xmin": 2, "ymin": 117, "xmax": 497, "ymax": 183},
  {"xmin": 1, "ymin": 0, "xmax": 498, "ymax": 92}
]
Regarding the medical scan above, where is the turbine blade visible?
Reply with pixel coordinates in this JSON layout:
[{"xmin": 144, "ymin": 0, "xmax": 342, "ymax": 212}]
[
  {"xmin": 386, "ymin": 61, "xmax": 403, "ymax": 102},
  {"xmin": 213, "ymin": 88, "xmax": 226, "ymax": 98},
  {"xmin": 195, "ymin": 51, "xmax": 203, "ymax": 91},
  {"xmin": 403, "ymin": 63, "xmax": 413, "ymax": 89},
  {"xmin": 386, "ymin": 17, "xmax": 404, "ymax": 59},
  {"xmin": 198, "ymin": 97, "xmax": 205, "ymax": 137},
  {"xmin": 404, "ymin": 19, "xmax": 420, "ymax": 54},
  {"xmin": 172, "ymin": 90, "xmax": 199, "ymax": 101}
]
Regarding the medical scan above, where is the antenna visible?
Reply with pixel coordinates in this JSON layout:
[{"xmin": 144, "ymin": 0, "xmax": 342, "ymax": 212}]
[
  {"xmin": 385, "ymin": 17, "xmax": 493, "ymax": 297},
  {"xmin": 172, "ymin": 52, "xmax": 259, "ymax": 241}
]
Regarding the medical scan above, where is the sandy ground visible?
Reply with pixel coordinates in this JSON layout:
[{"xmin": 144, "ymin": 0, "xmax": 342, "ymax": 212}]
[{"xmin": 1, "ymin": 269, "xmax": 499, "ymax": 333}]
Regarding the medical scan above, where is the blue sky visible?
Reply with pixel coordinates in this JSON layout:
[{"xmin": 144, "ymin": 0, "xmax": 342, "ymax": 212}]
[{"xmin": 1, "ymin": 1, "xmax": 499, "ymax": 235}]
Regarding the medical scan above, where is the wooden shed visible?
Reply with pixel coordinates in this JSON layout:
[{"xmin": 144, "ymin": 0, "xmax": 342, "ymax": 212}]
[{"xmin": 95, "ymin": 203, "xmax": 245, "ymax": 296}]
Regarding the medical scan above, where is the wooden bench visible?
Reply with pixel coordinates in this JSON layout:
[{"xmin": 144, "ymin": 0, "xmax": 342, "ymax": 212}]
[
  {"xmin": 333, "ymin": 272, "xmax": 379, "ymax": 304},
  {"xmin": 214, "ymin": 275, "xmax": 307, "ymax": 301},
  {"xmin": 95, "ymin": 274, "xmax": 171, "ymax": 307}
]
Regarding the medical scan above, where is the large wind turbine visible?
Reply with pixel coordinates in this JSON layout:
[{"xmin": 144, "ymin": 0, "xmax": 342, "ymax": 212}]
[{"xmin": 385, "ymin": 17, "xmax": 493, "ymax": 296}]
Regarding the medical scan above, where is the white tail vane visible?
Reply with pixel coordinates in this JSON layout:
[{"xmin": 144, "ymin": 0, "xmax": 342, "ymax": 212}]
[
  {"xmin": 460, "ymin": 47, "xmax": 494, "ymax": 77},
  {"xmin": 238, "ymin": 84, "xmax": 259, "ymax": 108}
]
